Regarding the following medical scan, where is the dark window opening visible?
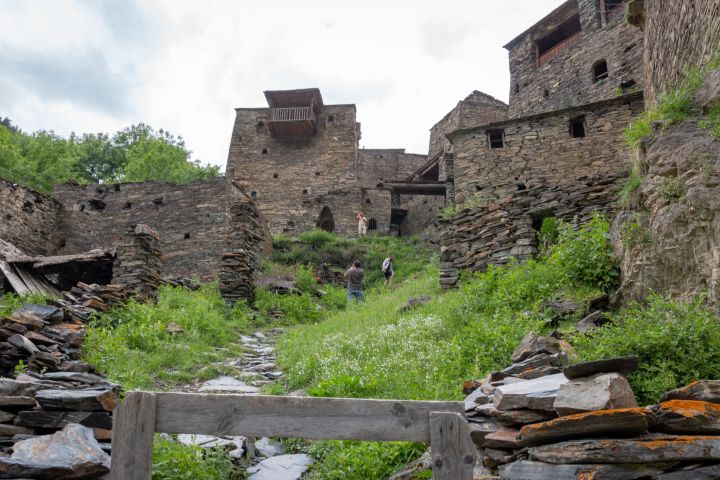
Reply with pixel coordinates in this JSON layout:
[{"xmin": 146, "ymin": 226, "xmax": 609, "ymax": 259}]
[
  {"xmin": 261, "ymin": 148, "xmax": 268, "ymax": 154},
  {"xmin": 96, "ymin": 188, "xmax": 104, "ymax": 195},
  {"xmin": 251, "ymin": 191, "xmax": 257, "ymax": 199},
  {"xmin": 517, "ymin": 182, "xmax": 527, "ymax": 191},
  {"xmin": 368, "ymin": 218, "xmax": 378, "ymax": 230},
  {"xmin": 593, "ymin": 60, "xmax": 608, "ymax": 82},
  {"xmin": 376, "ymin": 182, "xmax": 384, "ymax": 187},
  {"xmin": 530, "ymin": 209, "xmax": 556, "ymax": 232},
  {"xmin": 379, "ymin": 154, "xmax": 384, "ymax": 158},
  {"xmin": 543, "ymin": 89, "xmax": 549, "ymax": 98},
  {"xmin": 273, "ymin": 173, "xmax": 278, "ymax": 179},
  {"xmin": 22, "ymin": 201, "xmax": 34, "ymax": 213},
  {"xmin": 620, "ymin": 79, "xmax": 637, "ymax": 92},
  {"xmin": 315, "ymin": 171, "xmax": 320, "ymax": 176},
  {"xmin": 328, "ymin": 115, "xmax": 335, "ymax": 122},
  {"xmin": 365, "ymin": 198, "xmax": 371, "ymax": 204},
  {"xmin": 317, "ymin": 206, "xmax": 335, "ymax": 233},
  {"xmin": 570, "ymin": 116, "xmax": 586, "ymax": 138},
  {"xmin": 114, "ymin": 184, "xmax": 121, "ymax": 192},
  {"xmin": 152, "ymin": 197, "xmax": 164, "ymax": 205},
  {"xmin": 59, "ymin": 238, "xmax": 66, "ymax": 248},
  {"xmin": 487, "ymin": 129, "xmax": 505, "ymax": 149},
  {"xmin": 256, "ymin": 121, "xmax": 265, "ymax": 130},
  {"xmin": 536, "ymin": 15, "xmax": 581, "ymax": 64},
  {"xmin": 184, "ymin": 233, "xmax": 191, "ymax": 239},
  {"xmin": 302, "ymin": 189, "xmax": 308, "ymax": 195},
  {"xmin": 78, "ymin": 199, "xmax": 106, "ymax": 212},
  {"xmin": 514, "ymin": 83, "xmax": 520, "ymax": 94},
  {"xmin": 123, "ymin": 202, "xmax": 132, "ymax": 210},
  {"xmin": 4, "ymin": 214, "xmax": 11, "ymax": 221}
]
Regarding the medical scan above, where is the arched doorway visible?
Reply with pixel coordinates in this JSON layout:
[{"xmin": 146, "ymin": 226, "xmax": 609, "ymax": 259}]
[{"xmin": 317, "ymin": 206, "xmax": 335, "ymax": 232}]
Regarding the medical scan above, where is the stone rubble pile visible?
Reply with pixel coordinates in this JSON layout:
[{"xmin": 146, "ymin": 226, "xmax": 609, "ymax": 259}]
[
  {"xmin": 110, "ymin": 224, "xmax": 162, "ymax": 302},
  {"xmin": 463, "ymin": 332, "xmax": 720, "ymax": 479}
]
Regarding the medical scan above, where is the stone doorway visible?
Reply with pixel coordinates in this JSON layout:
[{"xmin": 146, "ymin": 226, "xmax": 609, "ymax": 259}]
[{"xmin": 317, "ymin": 206, "xmax": 335, "ymax": 232}]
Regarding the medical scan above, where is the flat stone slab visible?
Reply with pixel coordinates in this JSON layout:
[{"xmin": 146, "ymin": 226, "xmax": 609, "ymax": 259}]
[
  {"xmin": 15, "ymin": 410, "xmax": 113, "ymax": 430},
  {"xmin": 0, "ymin": 395, "xmax": 37, "ymax": 409},
  {"xmin": 661, "ymin": 380, "xmax": 720, "ymax": 404},
  {"xmin": 12, "ymin": 423, "xmax": 110, "ymax": 479},
  {"xmin": 499, "ymin": 460, "xmax": 672, "ymax": 480},
  {"xmin": 494, "ymin": 373, "xmax": 568, "ymax": 411},
  {"xmin": 476, "ymin": 404, "xmax": 556, "ymax": 427},
  {"xmin": 563, "ymin": 356, "xmax": 639, "ymax": 379},
  {"xmin": 480, "ymin": 429, "xmax": 522, "ymax": 449},
  {"xmin": 529, "ymin": 435, "xmax": 720, "ymax": 464},
  {"xmin": 177, "ymin": 433, "xmax": 245, "ymax": 450},
  {"xmin": 0, "ymin": 457, "xmax": 73, "ymax": 479},
  {"xmin": 35, "ymin": 389, "xmax": 117, "ymax": 412},
  {"xmin": 654, "ymin": 464, "xmax": 720, "ymax": 479},
  {"xmin": 255, "ymin": 437, "xmax": 286, "ymax": 457},
  {"xmin": 554, "ymin": 373, "xmax": 637, "ymax": 416},
  {"xmin": 520, "ymin": 407, "xmax": 650, "ymax": 446},
  {"xmin": 653, "ymin": 400, "xmax": 720, "ymax": 434},
  {"xmin": 512, "ymin": 333, "xmax": 562, "ymax": 363},
  {"xmin": 247, "ymin": 454, "xmax": 312, "ymax": 480},
  {"xmin": 465, "ymin": 388, "xmax": 489, "ymax": 411},
  {"xmin": 199, "ymin": 376, "xmax": 260, "ymax": 394}
]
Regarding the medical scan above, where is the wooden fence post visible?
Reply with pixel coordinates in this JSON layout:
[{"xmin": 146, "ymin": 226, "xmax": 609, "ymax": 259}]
[
  {"xmin": 429, "ymin": 411, "xmax": 477, "ymax": 480},
  {"xmin": 110, "ymin": 391, "xmax": 156, "ymax": 480}
]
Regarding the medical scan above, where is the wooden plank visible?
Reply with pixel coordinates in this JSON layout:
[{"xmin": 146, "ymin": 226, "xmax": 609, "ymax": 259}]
[
  {"xmin": 430, "ymin": 412, "xmax": 477, "ymax": 480},
  {"xmin": 110, "ymin": 391, "xmax": 156, "ymax": 480},
  {"xmin": 14, "ymin": 266, "xmax": 43, "ymax": 294},
  {"xmin": 0, "ymin": 260, "xmax": 30, "ymax": 294},
  {"xmin": 154, "ymin": 393, "xmax": 463, "ymax": 442}
]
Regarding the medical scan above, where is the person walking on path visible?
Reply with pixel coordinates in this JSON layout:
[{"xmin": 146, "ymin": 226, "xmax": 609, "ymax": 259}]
[
  {"xmin": 344, "ymin": 260, "xmax": 365, "ymax": 303},
  {"xmin": 382, "ymin": 256, "xmax": 395, "ymax": 286},
  {"xmin": 356, "ymin": 212, "xmax": 368, "ymax": 236}
]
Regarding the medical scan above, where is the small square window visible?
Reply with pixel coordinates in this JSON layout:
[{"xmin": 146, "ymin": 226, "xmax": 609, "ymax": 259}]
[
  {"xmin": 487, "ymin": 129, "xmax": 505, "ymax": 149},
  {"xmin": 570, "ymin": 116, "xmax": 586, "ymax": 138}
]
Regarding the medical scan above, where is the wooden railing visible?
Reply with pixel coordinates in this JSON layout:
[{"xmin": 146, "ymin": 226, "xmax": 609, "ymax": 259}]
[
  {"xmin": 537, "ymin": 31, "xmax": 582, "ymax": 66},
  {"xmin": 270, "ymin": 106, "xmax": 313, "ymax": 122},
  {"xmin": 110, "ymin": 392, "xmax": 476, "ymax": 480}
]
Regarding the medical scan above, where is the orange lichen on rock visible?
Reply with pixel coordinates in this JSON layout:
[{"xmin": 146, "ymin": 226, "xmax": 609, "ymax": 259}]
[
  {"xmin": 521, "ymin": 407, "xmax": 648, "ymax": 435},
  {"xmin": 658, "ymin": 399, "xmax": 720, "ymax": 416}
]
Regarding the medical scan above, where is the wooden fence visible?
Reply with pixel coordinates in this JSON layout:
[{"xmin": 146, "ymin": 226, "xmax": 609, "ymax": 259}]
[{"xmin": 109, "ymin": 392, "xmax": 477, "ymax": 480}]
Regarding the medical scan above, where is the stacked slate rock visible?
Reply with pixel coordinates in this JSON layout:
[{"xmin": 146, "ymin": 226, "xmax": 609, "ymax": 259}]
[
  {"xmin": 54, "ymin": 282, "xmax": 129, "ymax": 322},
  {"xmin": 111, "ymin": 224, "xmax": 162, "ymax": 302},
  {"xmin": 464, "ymin": 333, "xmax": 720, "ymax": 479},
  {"xmin": 220, "ymin": 200, "xmax": 266, "ymax": 305},
  {"xmin": 0, "ymin": 304, "xmax": 87, "ymax": 377}
]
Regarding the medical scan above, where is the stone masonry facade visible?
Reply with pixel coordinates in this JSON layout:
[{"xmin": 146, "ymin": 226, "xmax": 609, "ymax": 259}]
[
  {"xmin": 506, "ymin": 0, "xmax": 643, "ymax": 118},
  {"xmin": 0, "ymin": 179, "xmax": 61, "ymax": 256},
  {"xmin": 439, "ymin": 0, "xmax": 646, "ymax": 287},
  {"xmin": 225, "ymin": 89, "xmax": 443, "ymax": 237}
]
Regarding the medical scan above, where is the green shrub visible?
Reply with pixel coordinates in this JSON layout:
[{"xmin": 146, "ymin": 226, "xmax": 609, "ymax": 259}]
[
  {"xmin": 547, "ymin": 215, "xmax": 619, "ymax": 290},
  {"xmin": 297, "ymin": 229, "xmax": 336, "ymax": 248},
  {"xmin": 624, "ymin": 113, "xmax": 654, "ymax": 148},
  {"xmin": 83, "ymin": 284, "xmax": 249, "ymax": 389},
  {"xmin": 699, "ymin": 105, "xmax": 720, "ymax": 139},
  {"xmin": 538, "ymin": 216, "xmax": 560, "ymax": 250},
  {"xmin": 296, "ymin": 265, "xmax": 319, "ymax": 293},
  {"xmin": 620, "ymin": 214, "xmax": 652, "ymax": 247},
  {"xmin": 305, "ymin": 441, "xmax": 424, "ymax": 480},
  {"xmin": 572, "ymin": 295, "xmax": 720, "ymax": 404},
  {"xmin": 657, "ymin": 177, "xmax": 686, "ymax": 201},
  {"xmin": 153, "ymin": 435, "xmax": 239, "ymax": 480},
  {"xmin": 620, "ymin": 166, "xmax": 643, "ymax": 205},
  {"xmin": 0, "ymin": 292, "xmax": 48, "ymax": 317},
  {"xmin": 254, "ymin": 289, "xmax": 323, "ymax": 325}
]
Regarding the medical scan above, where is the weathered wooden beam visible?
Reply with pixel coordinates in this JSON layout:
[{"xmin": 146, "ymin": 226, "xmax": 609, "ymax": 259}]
[
  {"xmin": 109, "ymin": 391, "xmax": 156, "ymax": 480},
  {"xmin": 429, "ymin": 411, "xmax": 477, "ymax": 480},
  {"xmin": 154, "ymin": 393, "xmax": 463, "ymax": 442}
]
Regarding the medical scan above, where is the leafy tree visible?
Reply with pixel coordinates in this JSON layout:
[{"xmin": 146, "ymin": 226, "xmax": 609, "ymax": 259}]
[{"xmin": 71, "ymin": 132, "xmax": 126, "ymax": 184}]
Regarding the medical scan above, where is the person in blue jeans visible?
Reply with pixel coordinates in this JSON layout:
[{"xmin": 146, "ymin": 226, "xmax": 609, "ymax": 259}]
[{"xmin": 344, "ymin": 260, "xmax": 365, "ymax": 302}]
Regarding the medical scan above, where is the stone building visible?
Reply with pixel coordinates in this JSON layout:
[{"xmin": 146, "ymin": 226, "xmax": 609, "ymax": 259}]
[
  {"xmin": 439, "ymin": 0, "xmax": 646, "ymax": 287},
  {"xmin": 225, "ymin": 88, "xmax": 445, "ymax": 237},
  {"xmin": 0, "ymin": 177, "xmax": 269, "ymax": 300}
]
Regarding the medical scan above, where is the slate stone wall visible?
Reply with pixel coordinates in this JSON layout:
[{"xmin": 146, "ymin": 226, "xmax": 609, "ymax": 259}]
[
  {"xmin": 440, "ymin": 93, "xmax": 644, "ymax": 287},
  {"xmin": 226, "ymin": 105, "xmax": 360, "ymax": 235},
  {"xmin": 643, "ymin": 0, "xmax": 720, "ymax": 107},
  {"xmin": 507, "ymin": 1, "xmax": 643, "ymax": 118},
  {"xmin": 0, "ymin": 179, "xmax": 61, "ymax": 255},
  {"xmin": 52, "ymin": 178, "xmax": 260, "ymax": 282}
]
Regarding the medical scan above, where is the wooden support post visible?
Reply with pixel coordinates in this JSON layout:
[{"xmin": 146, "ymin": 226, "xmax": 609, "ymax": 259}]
[
  {"xmin": 429, "ymin": 411, "xmax": 477, "ymax": 480},
  {"xmin": 110, "ymin": 391, "xmax": 156, "ymax": 480}
]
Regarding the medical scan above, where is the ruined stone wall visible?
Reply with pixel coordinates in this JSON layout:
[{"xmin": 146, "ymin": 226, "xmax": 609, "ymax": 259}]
[
  {"xmin": 643, "ymin": 0, "xmax": 720, "ymax": 107},
  {"xmin": 452, "ymin": 93, "xmax": 644, "ymax": 204},
  {"xmin": 52, "ymin": 178, "xmax": 255, "ymax": 281},
  {"xmin": 0, "ymin": 179, "xmax": 61, "ymax": 255},
  {"xmin": 441, "ymin": 93, "xmax": 644, "ymax": 287},
  {"xmin": 399, "ymin": 195, "xmax": 445, "ymax": 238},
  {"xmin": 356, "ymin": 149, "xmax": 427, "ymax": 185},
  {"xmin": 507, "ymin": 4, "xmax": 643, "ymax": 118},
  {"xmin": 360, "ymin": 189, "xmax": 393, "ymax": 235},
  {"xmin": 226, "ymin": 105, "xmax": 359, "ymax": 235},
  {"xmin": 428, "ymin": 92, "xmax": 508, "ymax": 163}
]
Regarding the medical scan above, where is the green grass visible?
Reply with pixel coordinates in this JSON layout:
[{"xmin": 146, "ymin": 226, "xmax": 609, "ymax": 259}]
[
  {"xmin": 0, "ymin": 292, "xmax": 48, "ymax": 317},
  {"xmin": 83, "ymin": 284, "xmax": 250, "ymax": 390},
  {"xmin": 153, "ymin": 435, "xmax": 241, "ymax": 480},
  {"xmin": 620, "ymin": 165, "xmax": 643, "ymax": 206}
]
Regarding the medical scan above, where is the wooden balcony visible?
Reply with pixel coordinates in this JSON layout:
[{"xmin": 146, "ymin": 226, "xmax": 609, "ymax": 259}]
[
  {"xmin": 537, "ymin": 31, "xmax": 582, "ymax": 66},
  {"xmin": 268, "ymin": 106, "xmax": 318, "ymax": 136}
]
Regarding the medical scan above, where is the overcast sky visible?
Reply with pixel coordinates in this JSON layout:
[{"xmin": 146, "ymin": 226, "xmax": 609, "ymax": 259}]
[{"xmin": 0, "ymin": 0, "xmax": 565, "ymax": 169}]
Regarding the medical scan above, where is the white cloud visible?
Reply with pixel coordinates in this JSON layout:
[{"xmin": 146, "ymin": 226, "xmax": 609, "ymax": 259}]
[{"xmin": 0, "ymin": 0, "xmax": 566, "ymax": 167}]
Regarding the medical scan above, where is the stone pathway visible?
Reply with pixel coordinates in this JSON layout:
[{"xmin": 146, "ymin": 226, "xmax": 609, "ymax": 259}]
[{"xmin": 175, "ymin": 329, "xmax": 312, "ymax": 480}]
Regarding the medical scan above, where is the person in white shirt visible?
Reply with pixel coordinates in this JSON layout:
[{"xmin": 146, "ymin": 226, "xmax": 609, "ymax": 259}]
[
  {"xmin": 356, "ymin": 212, "xmax": 368, "ymax": 236},
  {"xmin": 382, "ymin": 256, "xmax": 394, "ymax": 286}
]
